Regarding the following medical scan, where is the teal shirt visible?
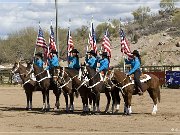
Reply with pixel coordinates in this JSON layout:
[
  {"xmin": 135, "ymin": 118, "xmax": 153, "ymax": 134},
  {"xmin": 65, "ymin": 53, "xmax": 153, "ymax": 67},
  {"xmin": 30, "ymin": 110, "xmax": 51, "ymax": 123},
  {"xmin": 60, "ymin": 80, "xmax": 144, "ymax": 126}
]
[
  {"xmin": 125, "ymin": 57, "xmax": 141, "ymax": 75},
  {"xmin": 34, "ymin": 59, "xmax": 43, "ymax": 68},
  {"xmin": 68, "ymin": 56, "xmax": 80, "ymax": 69}
]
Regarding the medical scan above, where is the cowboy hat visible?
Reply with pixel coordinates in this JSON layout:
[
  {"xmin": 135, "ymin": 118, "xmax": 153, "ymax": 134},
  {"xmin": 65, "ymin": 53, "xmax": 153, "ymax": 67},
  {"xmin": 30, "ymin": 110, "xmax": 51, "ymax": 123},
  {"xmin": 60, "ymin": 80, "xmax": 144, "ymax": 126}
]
[
  {"xmin": 35, "ymin": 52, "xmax": 43, "ymax": 59},
  {"xmin": 50, "ymin": 50, "xmax": 58, "ymax": 54},
  {"xmin": 87, "ymin": 50, "xmax": 96, "ymax": 55},
  {"xmin": 101, "ymin": 52, "xmax": 108, "ymax": 57},
  {"xmin": 132, "ymin": 50, "xmax": 140, "ymax": 56},
  {"xmin": 70, "ymin": 49, "xmax": 79, "ymax": 53}
]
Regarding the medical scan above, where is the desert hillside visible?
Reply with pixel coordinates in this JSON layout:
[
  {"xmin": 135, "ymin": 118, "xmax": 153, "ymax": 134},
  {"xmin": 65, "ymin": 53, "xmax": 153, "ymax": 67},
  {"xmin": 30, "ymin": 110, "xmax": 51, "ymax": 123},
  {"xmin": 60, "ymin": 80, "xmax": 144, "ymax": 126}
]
[{"xmin": 108, "ymin": 32, "xmax": 180, "ymax": 67}]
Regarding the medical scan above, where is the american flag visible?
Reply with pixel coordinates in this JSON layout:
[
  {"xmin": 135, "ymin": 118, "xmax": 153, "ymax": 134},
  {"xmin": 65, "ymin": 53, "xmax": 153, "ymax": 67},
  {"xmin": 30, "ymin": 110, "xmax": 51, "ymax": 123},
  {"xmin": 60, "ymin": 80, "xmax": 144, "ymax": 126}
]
[
  {"xmin": 49, "ymin": 25, "xmax": 57, "ymax": 52},
  {"xmin": 102, "ymin": 29, "xmax": 111, "ymax": 57},
  {"xmin": 120, "ymin": 29, "xmax": 133, "ymax": 59},
  {"xmin": 88, "ymin": 22, "xmax": 97, "ymax": 53},
  {"xmin": 36, "ymin": 26, "xmax": 47, "ymax": 49},
  {"xmin": 67, "ymin": 29, "xmax": 74, "ymax": 56}
]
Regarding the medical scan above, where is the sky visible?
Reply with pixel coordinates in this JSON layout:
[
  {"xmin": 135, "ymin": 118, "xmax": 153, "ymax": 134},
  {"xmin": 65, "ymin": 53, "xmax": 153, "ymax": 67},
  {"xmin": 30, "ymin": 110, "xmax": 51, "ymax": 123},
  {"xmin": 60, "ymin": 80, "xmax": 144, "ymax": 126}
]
[{"xmin": 0, "ymin": 0, "xmax": 179, "ymax": 39}]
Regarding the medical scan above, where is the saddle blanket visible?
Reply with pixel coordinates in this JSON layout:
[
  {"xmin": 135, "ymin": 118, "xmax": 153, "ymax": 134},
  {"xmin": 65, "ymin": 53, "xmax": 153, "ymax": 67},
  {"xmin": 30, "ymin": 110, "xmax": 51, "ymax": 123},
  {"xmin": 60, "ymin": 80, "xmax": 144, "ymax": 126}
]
[
  {"xmin": 131, "ymin": 74, "xmax": 151, "ymax": 84},
  {"xmin": 121, "ymin": 74, "xmax": 151, "ymax": 90}
]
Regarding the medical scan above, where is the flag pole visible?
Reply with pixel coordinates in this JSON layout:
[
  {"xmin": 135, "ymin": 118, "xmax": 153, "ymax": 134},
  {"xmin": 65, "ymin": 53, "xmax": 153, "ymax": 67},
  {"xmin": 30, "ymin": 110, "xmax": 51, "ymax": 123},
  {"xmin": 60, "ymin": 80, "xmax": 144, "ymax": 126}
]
[
  {"xmin": 67, "ymin": 18, "xmax": 71, "ymax": 66},
  {"xmin": 119, "ymin": 18, "xmax": 126, "ymax": 73},
  {"xmin": 33, "ymin": 22, "xmax": 40, "ymax": 63},
  {"xmin": 55, "ymin": 0, "xmax": 59, "ymax": 57}
]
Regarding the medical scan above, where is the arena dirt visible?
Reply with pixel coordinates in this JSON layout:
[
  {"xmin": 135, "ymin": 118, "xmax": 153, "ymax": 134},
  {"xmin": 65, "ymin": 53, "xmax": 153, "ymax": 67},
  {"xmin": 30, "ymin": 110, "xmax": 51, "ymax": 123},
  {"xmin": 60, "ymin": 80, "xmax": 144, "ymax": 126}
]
[{"xmin": 0, "ymin": 86, "xmax": 180, "ymax": 135}]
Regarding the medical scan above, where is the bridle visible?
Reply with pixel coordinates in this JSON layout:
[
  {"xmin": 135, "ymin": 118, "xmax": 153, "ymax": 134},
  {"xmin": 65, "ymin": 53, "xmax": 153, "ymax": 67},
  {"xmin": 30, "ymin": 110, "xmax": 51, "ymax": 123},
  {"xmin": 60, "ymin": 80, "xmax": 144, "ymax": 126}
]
[{"xmin": 11, "ymin": 62, "xmax": 34, "ymax": 85}]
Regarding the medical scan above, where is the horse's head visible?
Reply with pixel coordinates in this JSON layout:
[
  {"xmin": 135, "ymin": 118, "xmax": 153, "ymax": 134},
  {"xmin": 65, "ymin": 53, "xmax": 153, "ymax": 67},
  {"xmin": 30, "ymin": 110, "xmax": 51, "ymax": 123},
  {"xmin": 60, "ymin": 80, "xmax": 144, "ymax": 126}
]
[
  {"xmin": 51, "ymin": 66, "xmax": 61, "ymax": 83},
  {"xmin": 80, "ymin": 64, "xmax": 89, "ymax": 81},
  {"xmin": 11, "ymin": 61, "xmax": 21, "ymax": 74},
  {"xmin": 109, "ymin": 69, "xmax": 128, "ymax": 87}
]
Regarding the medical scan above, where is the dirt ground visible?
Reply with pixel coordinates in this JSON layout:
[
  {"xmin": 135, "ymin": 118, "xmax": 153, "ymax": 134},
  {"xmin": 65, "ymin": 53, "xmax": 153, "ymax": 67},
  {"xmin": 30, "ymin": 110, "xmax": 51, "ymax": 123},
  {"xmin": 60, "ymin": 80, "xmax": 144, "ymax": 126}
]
[{"xmin": 0, "ymin": 86, "xmax": 180, "ymax": 135}]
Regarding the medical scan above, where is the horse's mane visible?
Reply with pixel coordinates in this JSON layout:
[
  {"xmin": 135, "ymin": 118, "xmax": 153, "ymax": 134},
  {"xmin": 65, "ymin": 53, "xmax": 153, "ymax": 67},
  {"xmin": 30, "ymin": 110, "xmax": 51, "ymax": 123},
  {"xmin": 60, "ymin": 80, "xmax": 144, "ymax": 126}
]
[
  {"xmin": 65, "ymin": 67, "xmax": 79, "ymax": 76},
  {"xmin": 86, "ymin": 66, "xmax": 96, "ymax": 76}
]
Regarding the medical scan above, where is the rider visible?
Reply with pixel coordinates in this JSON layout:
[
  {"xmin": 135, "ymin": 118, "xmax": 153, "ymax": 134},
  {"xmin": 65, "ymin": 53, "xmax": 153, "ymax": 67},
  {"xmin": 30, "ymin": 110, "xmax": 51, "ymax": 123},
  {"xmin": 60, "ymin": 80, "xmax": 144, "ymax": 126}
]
[
  {"xmin": 97, "ymin": 52, "xmax": 109, "ymax": 81},
  {"xmin": 68, "ymin": 49, "xmax": 80, "ymax": 70},
  {"xmin": 86, "ymin": 50, "xmax": 97, "ymax": 70},
  {"xmin": 125, "ymin": 50, "xmax": 143, "ymax": 95},
  {"xmin": 34, "ymin": 52, "xmax": 43, "ymax": 68},
  {"xmin": 46, "ymin": 50, "xmax": 59, "ymax": 78}
]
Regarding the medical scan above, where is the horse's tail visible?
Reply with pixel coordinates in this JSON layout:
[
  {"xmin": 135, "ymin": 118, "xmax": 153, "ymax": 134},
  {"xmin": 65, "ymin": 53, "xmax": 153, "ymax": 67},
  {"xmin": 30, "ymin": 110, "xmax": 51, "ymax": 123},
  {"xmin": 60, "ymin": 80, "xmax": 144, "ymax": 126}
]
[{"xmin": 157, "ymin": 86, "xmax": 161, "ymax": 103}]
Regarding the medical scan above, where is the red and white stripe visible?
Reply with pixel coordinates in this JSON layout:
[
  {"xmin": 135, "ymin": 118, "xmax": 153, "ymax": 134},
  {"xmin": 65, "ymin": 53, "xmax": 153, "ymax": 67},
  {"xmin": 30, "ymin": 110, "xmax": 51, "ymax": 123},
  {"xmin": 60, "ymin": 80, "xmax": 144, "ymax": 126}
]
[
  {"xmin": 67, "ymin": 31, "xmax": 74, "ymax": 56},
  {"xmin": 121, "ymin": 38, "xmax": 133, "ymax": 59},
  {"xmin": 36, "ymin": 37, "xmax": 47, "ymax": 49},
  {"xmin": 88, "ymin": 33, "xmax": 97, "ymax": 53},
  {"xmin": 102, "ymin": 35, "xmax": 111, "ymax": 57},
  {"xmin": 49, "ymin": 35, "xmax": 57, "ymax": 51}
]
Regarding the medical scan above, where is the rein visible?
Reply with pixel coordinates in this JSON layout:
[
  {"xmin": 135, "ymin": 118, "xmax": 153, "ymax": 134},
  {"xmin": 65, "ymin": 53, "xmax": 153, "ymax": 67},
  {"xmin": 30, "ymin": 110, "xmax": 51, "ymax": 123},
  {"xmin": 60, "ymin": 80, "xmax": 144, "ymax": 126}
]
[
  {"xmin": 12, "ymin": 64, "xmax": 33, "ymax": 86},
  {"xmin": 57, "ymin": 67, "xmax": 78, "ymax": 89}
]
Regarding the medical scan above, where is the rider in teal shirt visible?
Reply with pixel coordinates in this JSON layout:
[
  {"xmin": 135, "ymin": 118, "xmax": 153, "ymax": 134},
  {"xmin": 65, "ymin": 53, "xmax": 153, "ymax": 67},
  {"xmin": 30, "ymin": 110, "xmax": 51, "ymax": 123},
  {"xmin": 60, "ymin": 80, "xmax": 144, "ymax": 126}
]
[
  {"xmin": 86, "ymin": 50, "xmax": 97, "ymax": 69},
  {"xmin": 46, "ymin": 50, "xmax": 59, "ymax": 70},
  {"xmin": 34, "ymin": 52, "xmax": 43, "ymax": 68},
  {"xmin": 125, "ymin": 50, "xmax": 143, "ymax": 95},
  {"xmin": 68, "ymin": 49, "xmax": 80, "ymax": 70},
  {"xmin": 97, "ymin": 52, "xmax": 109, "ymax": 72}
]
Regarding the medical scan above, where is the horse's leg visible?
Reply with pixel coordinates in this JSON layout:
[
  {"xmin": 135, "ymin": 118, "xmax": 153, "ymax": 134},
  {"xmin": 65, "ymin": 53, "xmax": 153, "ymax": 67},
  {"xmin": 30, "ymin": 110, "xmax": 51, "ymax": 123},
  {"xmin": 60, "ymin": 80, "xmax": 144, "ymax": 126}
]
[
  {"xmin": 25, "ymin": 91, "xmax": 29, "ymax": 110},
  {"xmin": 63, "ymin": 92, "xmax": 69, "ymax": 112},
  {"xmin": 81, "ymin": 97, "xmax": 85, "ymax": 112},
  {"xmin": 53, "ymin": 88, "xmax": 60, "ymax": 110},
  {"xmin": 92, "ymin": 92, "xmax": 96, "ymax": 113},
  {"xmin": 104, "ymin": 91, "xmax": 111, "ymax": 113},
  {"xmin": 88, "ymin": 93, "xmax": 92, "ymax": 112},
  {"xmin": 123, "ymin": 94, "xmax": 128, "ymax": 115},
  {"xmin": 127, "ymin": 93, "xmax": 132, "ymax": 115},
  {"xmin": 115, "ymin": 89, "xmax": 121, "ymax": 113},
  {"xmin": 111, "ymin": 91, "xmax": 115, "ymax": 113},
  {"xmin": 69, "ymin": 92, "xmax": 74, "ymax": 112},
  {"xmin": 46, "ymin": 89, "xmax": 50, "ymax": 111},
  {"xmin": 96, "ymin": 92, "xmax": 100, "ymax": 113},
  {"xmin": 29, "ymin": 91, "xmax": 33, "ymax": 110},
  {"xmin": 147, "ymin": 88, "xmax": 159, "ymax": 115},
  {"xmin": 42, "ymin": 91, "xmax": 46, "ymax": 111}
]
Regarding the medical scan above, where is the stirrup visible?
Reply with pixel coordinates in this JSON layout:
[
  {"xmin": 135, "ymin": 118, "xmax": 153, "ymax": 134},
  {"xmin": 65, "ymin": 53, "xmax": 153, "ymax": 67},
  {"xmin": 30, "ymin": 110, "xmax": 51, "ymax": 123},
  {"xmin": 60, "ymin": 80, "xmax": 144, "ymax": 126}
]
[
  {"xmin": 47, "ymin": 70, "xmax": 51, "ymax": 78},
  {"xmin": 100, "ymin": 74, "xmax": 104, "ymax": 81}
]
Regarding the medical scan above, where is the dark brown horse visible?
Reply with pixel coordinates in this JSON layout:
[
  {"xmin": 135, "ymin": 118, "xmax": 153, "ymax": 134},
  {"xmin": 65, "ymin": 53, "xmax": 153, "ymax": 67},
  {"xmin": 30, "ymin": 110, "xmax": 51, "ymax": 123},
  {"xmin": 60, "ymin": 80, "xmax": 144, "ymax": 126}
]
[
  {"xmin": 109, "ymin": 69, "xmax": 161, "ymax": 115},
  {"xmin": 11, "ymin": 62, "xmax": 42, "ymax": 110},
  {"xmin": 52, "ymin": 67, "xmax": 92, "ymax": 113},
  {"xmin": 81, "ymin": 65, "xmax": 121, "ymax": 113},
  {"xmin": 52, "ymin": 66, "xmax": 77, "ymax": 112},
  {"xmin": 12, "ymin": 61, "xmax": 61, "ymax": 111},
  {"xmin": 31, "ymin": 63, "xmax": 61, "ymax": 111}
]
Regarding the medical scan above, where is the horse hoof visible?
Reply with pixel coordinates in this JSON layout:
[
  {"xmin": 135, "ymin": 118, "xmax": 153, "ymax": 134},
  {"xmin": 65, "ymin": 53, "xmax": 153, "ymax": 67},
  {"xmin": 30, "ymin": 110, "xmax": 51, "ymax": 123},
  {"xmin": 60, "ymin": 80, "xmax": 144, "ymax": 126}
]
[
  {"xmin": 114, "ymin": 110, "xmax": 119, "ymax": 114},
  {"xmin": 151, "ymin": 112, "xmax": 156, "ymax": 115}
]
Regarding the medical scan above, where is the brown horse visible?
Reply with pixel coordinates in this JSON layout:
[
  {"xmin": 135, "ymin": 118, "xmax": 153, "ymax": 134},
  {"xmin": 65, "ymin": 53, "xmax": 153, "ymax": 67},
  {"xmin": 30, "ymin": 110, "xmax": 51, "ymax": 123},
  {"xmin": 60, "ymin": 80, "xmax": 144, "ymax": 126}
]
[
  {"xmin": 52, "ymin": 66, "xmax": 92, "ymax": 113},
  {"xmin": 51, "ymin": 66, "xmax": 77, "ymax": 112},
  {"xmin": 11, "ymin": 62, "xmax": 61, "ymax": 111},
  {"xmin": 81, "ymin": 65, "xmax": 121, "ymax": 113},
  {"xmin": 11, "ymin": 62, "xmax": 43, "ymax": 110},
  {"xmin": 109, "ymin": 69, "xmax": 161, "ymax": 115},
  {"xmin": 30, "ymin": 63, "xmax": 61, "ymax": 111}
]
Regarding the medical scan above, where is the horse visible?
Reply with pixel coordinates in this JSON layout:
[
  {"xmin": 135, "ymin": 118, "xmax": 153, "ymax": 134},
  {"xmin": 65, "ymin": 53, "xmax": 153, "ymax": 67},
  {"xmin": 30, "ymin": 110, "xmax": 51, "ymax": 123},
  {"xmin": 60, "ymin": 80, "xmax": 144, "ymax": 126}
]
[
  {"xmin": 52, "ymin": 66, "xmax": 92, "ymax": 113},
  {"xmin": 29, "ymin": 63, "xmax": 61, "ymax": 111},
  {"xmin": 51, "ymin": 66, "xmax": 77, "ymax": 112},
  {"xmin": 80, "ymin": 65, "xmax": 121, "ymax": 113},
  {"xmin": 109, "ymin": 68, "xmax": 161, "ymax": 115},
  {"xmin": 11, "ymin": 62, "xmax": 41, "ymax": 110}
]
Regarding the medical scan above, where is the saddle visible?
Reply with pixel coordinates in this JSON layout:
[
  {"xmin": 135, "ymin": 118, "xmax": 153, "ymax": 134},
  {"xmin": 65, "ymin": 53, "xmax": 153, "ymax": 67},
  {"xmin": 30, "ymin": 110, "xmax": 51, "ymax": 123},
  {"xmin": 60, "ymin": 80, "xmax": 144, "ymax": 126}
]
[{"xmin": 130, "ymin": 73, "xmax": 150, "ymax": 82}]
